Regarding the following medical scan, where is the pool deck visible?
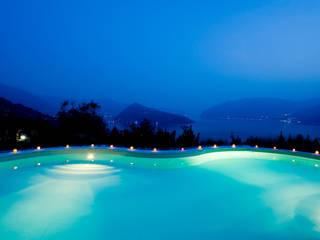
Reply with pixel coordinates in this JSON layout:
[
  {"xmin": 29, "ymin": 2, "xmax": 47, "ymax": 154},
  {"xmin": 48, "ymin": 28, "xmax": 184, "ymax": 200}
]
[{"xmin": 1, "ymin": 145, "xmax": 320, "ymax": 162}]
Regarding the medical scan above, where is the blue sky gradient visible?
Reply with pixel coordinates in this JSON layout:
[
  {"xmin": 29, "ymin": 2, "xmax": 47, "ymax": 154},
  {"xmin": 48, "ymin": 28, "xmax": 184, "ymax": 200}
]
[{"xmin": 0, "ymin": 0, "xmax": 319, "ymax": 113}]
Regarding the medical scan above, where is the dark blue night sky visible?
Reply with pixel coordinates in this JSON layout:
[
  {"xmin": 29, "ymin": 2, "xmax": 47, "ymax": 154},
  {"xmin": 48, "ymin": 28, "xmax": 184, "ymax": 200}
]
[{"xmin": 1, "ymin": 0, "xmax": 320, "ymax": 113}]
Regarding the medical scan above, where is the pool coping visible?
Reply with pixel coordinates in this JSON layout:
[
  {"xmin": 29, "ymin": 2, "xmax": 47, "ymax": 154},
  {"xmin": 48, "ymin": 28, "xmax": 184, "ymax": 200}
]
[{"xmin": 0, "ymin": 145, "xmax": 320, "ymax": 163}]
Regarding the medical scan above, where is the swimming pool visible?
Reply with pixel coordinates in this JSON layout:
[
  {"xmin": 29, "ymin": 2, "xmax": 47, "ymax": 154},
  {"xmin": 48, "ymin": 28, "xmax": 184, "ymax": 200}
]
[{"xmin": 1, "ymin": 146, "xmax": 320, "ymax": 240}]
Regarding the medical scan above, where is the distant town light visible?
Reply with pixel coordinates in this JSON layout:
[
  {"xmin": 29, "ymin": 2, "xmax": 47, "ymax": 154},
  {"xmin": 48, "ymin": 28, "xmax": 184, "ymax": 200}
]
[
  {"xmin": 255, "ymin": 145, "xmax": 258, "ymax": 148},
  {"xmin": 181, "ymin": 148, "xmax": 184, "ymax": 151},
  {"xmin": 273, "ymin": 146, "xmax": 277, "ymax": 150},
  {"xmin": 91, "ymin": 144, "xmax": 95, "ymax": 147},
  {"xmin": 66, "ymin": 145, "xmax": 70, "ymax": 149},
  {"xmin": 109, "ymin": 145, "xmax": 114, "ymax": 149},
  {"xmin": 315, "ymin": 150, "xmax": 319, "ymax": 155},
  {"xmin": 37, "ymin": 146, "xmax": 41, "ymax": 150},
  {"xmin": 232, "ymin": 144, "xmax": 236, "ymax": 148},
  {"xmin": 13, "ymin": 149, "xmax": 18, "ymax": 153},
  {"xmin": 198, "ymin": 146, "xmax": 202, "ymax": 150},
  {"xmin": 153, "ymin": 148, "xmax": 157, "ymax": 152},
  {"xmin": 130, "ymin": 146, "xmax": 134, "ymax": 151},
  {"xmin": 292, "ymin": 148, "xmax": 296, "ymax": 152},
  {"xmin": 213, "ymin": 144, "xmax": 217, "ymax": 148}
]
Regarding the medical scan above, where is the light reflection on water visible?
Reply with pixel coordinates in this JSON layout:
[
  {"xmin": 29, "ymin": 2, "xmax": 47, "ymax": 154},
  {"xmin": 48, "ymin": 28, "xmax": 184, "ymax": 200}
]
[
  {"xmin": 191, "ymin": 152, "xmax": 320, "ymax": 231},
  {"xmin": 1, "ymin": 164, "xmax": 120, "ymax": 239}
]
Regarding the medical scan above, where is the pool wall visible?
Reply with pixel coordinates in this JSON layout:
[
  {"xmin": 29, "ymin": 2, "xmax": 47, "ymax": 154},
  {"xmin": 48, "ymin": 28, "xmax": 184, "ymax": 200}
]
[{"xmin": 1, "ymin": 146, "xmax": 320, "ymax": 163}]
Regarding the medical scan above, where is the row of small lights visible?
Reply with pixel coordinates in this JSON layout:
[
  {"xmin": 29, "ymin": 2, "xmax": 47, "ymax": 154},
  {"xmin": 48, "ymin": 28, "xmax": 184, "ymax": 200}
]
[
  {"xmin": 10, "ymin": 144, "xmax": 320, "ymax": 170},
  {"xmin": 11, "ymin": 144, "xmax": 320, "ymax": 155}
]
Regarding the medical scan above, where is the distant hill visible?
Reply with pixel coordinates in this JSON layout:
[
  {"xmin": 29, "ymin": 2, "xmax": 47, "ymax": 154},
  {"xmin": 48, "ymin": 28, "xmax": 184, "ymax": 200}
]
[
  {"xmin": 91, "ymin": 97, "xmax": 127, "ymax": 117},
  {"xmin": 0, "ymin": 82, "xmax": 58, "ymax": 115},
  {"xmin": 201, "ymin": 98, "xmax": 320, "ymax": 125},
  {"xmin": 0, "ymin": 82, "xmax": 128, "ymax": 117},
  {"xmin": 115, "ymin": 103, "xmax": 194, "ymax": 127},
  {"xmin": 0, "ymin": 97, "xmax": 53, "ymax": 120}
]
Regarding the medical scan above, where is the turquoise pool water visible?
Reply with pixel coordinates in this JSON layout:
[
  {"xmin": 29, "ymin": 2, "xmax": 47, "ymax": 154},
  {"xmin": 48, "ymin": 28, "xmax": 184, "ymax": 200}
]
[{"xmin": 1, "ymin": 149, "xmax": 320, "ymax": 239}]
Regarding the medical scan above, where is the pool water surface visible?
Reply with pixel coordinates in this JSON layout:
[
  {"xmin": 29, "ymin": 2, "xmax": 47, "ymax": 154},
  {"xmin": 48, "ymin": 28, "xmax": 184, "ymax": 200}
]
[{"xmin": 1, "ymin": 150, "xmax": 320, "ymax": 239}]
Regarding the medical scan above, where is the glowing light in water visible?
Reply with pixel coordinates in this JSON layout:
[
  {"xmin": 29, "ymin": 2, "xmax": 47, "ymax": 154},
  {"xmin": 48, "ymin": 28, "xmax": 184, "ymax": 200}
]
[
  {"xmin": 110, "ymin": 159, "xmax": 113, "ymax": 162},
  {"xmin": 13, "ymin": 166, "xmax": 18, "ymax": 170},
  {"xmin": 130, "ymin": 162, "xmax": 134, "ymax": 165},
  {"xmin": 315, "ymin": 164, "xmax": 319, "ymax": 167},
  {"xmin": 292, "ymin": 160, "xmax": 295, "ymax": 162},
  {"xmin": 87, "ymin": 154, "xmax": 94, "ymax": 160},
  {"xmin": 37, "ymin": 163, "xmax": 41, "ymax": 166}
]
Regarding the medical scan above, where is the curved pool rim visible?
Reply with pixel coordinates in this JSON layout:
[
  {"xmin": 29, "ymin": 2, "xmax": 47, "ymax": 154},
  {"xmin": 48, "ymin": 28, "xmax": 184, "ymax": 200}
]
[{"xmin": 1, "ymin": 146, "xmax": 320, "ymax": 163}]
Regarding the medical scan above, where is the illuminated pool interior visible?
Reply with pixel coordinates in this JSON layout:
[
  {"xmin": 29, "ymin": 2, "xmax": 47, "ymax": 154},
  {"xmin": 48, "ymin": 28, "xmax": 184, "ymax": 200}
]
[{"xmin": 1, "ymin": 147, "xmax": 320, "ymax": 240}]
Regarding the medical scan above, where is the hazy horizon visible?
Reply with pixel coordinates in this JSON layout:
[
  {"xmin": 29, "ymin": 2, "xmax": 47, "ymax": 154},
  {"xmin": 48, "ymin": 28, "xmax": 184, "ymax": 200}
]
[{"xmin": 1, "ymin": 0, "xmax": 320, "ymax": 114}]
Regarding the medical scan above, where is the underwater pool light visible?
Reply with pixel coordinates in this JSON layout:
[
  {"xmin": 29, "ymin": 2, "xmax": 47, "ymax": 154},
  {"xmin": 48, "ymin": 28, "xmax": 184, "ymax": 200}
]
[
  {"xmin": 315, "ymin": 164, "xmax": 319, "ymax": 167},
  {"xmin": 87, "ymin": 153, "xmax": 94, "ymax": 160}
]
